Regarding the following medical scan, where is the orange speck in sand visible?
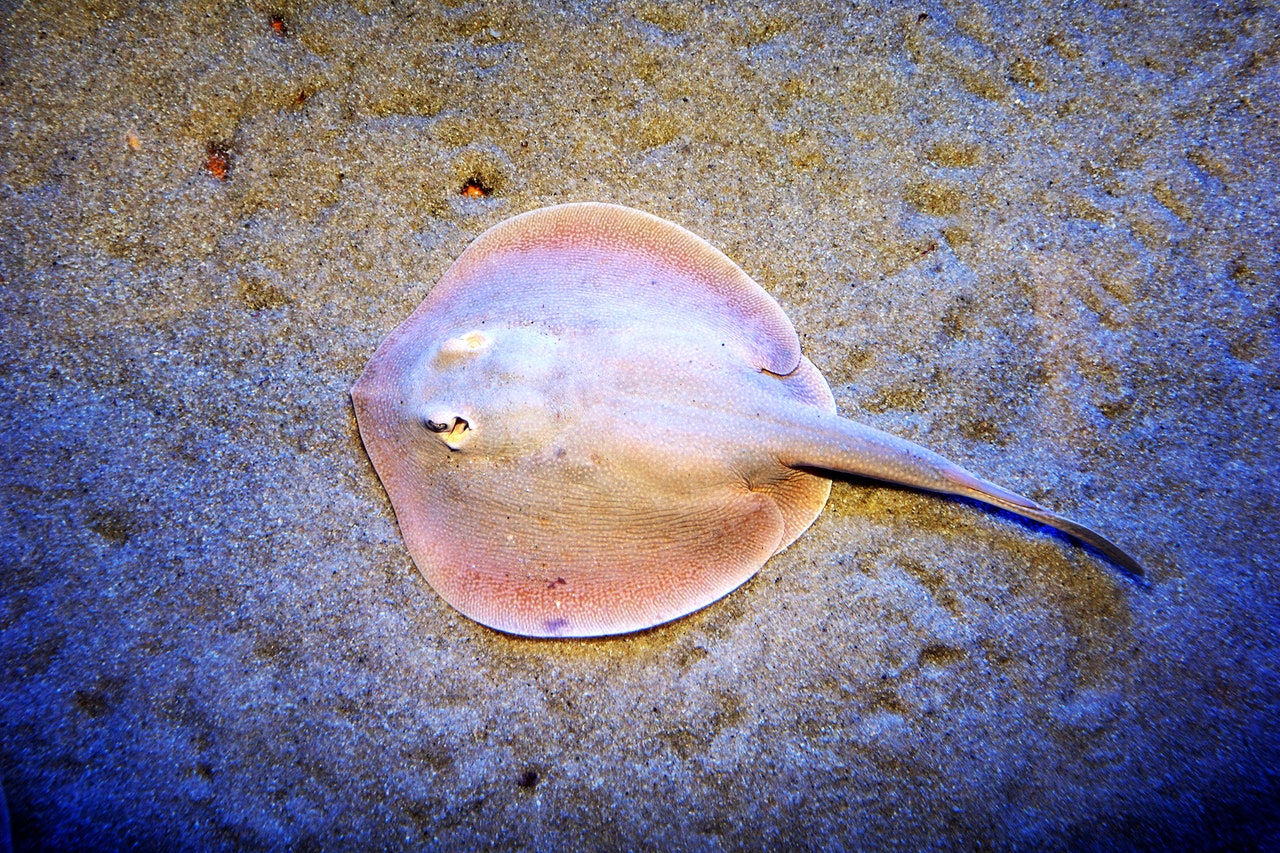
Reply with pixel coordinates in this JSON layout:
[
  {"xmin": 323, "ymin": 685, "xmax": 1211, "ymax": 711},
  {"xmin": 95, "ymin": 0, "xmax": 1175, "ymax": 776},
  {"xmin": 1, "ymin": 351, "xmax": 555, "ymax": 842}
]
[{"xmin": 206, "ymin": 146, "xmax": 230, "ymax": 181}]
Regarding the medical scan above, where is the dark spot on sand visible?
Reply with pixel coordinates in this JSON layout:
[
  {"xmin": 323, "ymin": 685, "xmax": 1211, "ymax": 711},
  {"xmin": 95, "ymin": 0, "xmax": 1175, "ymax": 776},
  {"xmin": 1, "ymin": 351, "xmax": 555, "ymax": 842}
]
[
  {"xmin": 236, "ymin": 277, "xmax": 291, "ymax": 310},
  {"xmin": 74, "ymin": 688, "xmax": 111, "ymax": 717},
  {"xmin": 252, "ymin": 637, "xmax": 291, "ymax": 661},
  {"xmin": 89, "ymin": 509, "xmax": 134, "ymax": 544},
  {"xmin": 927, "ymin": 141, "xmax": 981, "ymax": 168},
  {"xmin": 1009, "ymin": 55, "xmax": 1048, "ymax": 92},
  {"xmin": 905, "ymin": 180, "xmax": 963, "ymax": 216},
  {"xmin": 919, "ymin": 643, "xmax": 967, "ymax": 669}
]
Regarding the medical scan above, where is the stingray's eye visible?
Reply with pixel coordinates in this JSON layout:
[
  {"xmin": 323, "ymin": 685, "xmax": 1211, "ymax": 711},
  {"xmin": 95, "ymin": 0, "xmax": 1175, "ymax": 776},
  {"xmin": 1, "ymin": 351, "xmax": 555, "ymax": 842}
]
[
  {"xmin": 424, "ymin": 414, "xmax": 473, "ymax": 450},
  {"xmin": 442, "ymin": 417, "xmax": 472, "ymax": 450}
]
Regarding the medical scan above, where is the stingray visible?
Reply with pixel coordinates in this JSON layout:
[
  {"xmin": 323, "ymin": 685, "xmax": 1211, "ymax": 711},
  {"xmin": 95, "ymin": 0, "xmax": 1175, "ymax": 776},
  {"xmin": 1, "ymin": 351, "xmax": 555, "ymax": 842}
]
[{"xmin": 352, "ymin": 202, "xmax": 1143, "ymax": 638}]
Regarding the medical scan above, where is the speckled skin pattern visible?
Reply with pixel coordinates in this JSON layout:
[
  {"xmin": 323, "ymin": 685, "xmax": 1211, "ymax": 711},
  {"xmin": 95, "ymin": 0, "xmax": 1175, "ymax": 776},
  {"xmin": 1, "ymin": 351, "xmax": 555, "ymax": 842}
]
[{"xmin": 354, "ymin": 203, "xmax": 1139, "ymax": 637}]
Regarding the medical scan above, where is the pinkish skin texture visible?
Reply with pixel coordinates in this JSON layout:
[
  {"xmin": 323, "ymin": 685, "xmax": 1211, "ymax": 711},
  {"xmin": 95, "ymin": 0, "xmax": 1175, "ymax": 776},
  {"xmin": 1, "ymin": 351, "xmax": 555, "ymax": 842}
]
[{"xmin": 352, "ymin": 203, "xmax": 1143, "ymax": 638}]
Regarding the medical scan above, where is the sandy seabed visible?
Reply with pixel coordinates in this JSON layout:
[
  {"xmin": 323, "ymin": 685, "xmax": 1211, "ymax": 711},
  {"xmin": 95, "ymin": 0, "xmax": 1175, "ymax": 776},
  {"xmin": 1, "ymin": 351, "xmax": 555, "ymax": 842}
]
[{"xmin": 1, "ymin": 1, "xmax": 1277, "ymax": 849}]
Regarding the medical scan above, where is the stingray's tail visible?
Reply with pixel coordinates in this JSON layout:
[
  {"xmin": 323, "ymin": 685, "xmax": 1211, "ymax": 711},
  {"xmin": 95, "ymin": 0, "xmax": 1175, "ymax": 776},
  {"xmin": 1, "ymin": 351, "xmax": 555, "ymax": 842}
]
[{"xmin": 780, "ymin": 414, "xmax": 1145, "ymax": 581}]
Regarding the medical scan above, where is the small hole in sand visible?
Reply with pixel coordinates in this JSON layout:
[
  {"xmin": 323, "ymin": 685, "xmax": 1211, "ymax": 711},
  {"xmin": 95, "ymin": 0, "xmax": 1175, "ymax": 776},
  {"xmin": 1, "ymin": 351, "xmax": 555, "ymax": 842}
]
[
  {"xmin": 460, "ymin": 176, "xmax": 492, "ymax": 198},
  {"xmin": 448, "ymin": 146, "xmax": 511, "ymax": 203},
  {"xmin": 205, "ymin": 142, "xmax": 232, "ymax": 181}
]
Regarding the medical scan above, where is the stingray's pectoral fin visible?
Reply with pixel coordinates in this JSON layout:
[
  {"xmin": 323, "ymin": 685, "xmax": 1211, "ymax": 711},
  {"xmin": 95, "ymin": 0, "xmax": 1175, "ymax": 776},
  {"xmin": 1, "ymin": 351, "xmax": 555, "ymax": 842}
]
[{"xmin": 782, "ymin": 416, "xmax": 1146, "ymax": 582}]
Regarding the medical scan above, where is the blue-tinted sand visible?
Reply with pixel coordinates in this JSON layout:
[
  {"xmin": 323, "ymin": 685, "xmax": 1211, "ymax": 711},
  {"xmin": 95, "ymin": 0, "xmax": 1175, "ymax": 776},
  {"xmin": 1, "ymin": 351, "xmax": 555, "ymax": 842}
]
[{"xmin": 1, "ymin": 1, "xmax": 1277, "ymax": 849}]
